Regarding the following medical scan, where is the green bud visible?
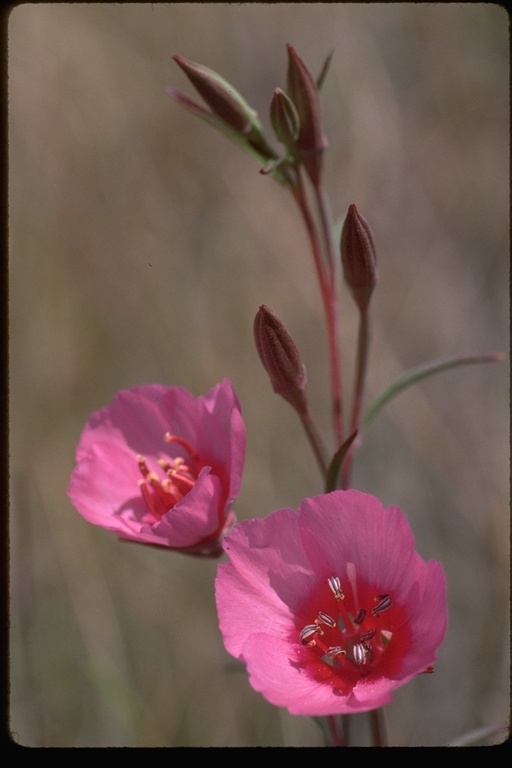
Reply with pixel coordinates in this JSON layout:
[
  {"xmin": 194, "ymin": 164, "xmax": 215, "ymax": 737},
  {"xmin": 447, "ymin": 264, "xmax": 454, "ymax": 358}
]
[{"xmin": 270, "ymin": 88, "xmax": 300, "ymax": 152}]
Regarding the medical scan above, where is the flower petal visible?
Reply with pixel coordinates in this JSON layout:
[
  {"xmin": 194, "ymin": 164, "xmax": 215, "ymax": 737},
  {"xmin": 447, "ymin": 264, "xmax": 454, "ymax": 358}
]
[{"xmin": 216, "ymin": 508, "xmax": 313, "ymax": 658}]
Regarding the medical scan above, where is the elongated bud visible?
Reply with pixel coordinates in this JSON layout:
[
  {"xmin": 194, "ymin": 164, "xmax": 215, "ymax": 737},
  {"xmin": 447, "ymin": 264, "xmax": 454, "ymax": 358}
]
[
  {"xmin": 270, "ymin": 88, "xmax": 300, "ymax": 152},
  {"xmin": 340, "ymin": 204, "xmax": 378, "ymax": 312},
  {"xmin": 254, "ymin": 305, "xmax": 307, "ymax": 412},
  {"xmin": 171, "ymin": 55, "xmax": 276, "ymax": 161},
  {"xmin": 173, "ymin": 55, "xmax": 257, "ymax": 134},
  {"xmin": 286, "ymin": 44, "xmax": 328, "ymax": 185}
]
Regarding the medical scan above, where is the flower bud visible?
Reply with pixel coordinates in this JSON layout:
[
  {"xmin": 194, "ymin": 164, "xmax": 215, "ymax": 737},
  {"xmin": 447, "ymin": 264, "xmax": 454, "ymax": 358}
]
[
  {"xmin": 173, "ymin": 55, "xmax": 256, "ymax": 133},
  {"xmin": 286, "ymin": 44, "xmax": 328, "ymax": 186},
  {"xmin": 171, "ymin": 55, "xmax": 276, "ymax": 161},
  {"xmin": 254, "ymin": 304, "xmax": 307, "ymax": 412},
  {"xmin": 270, "ymin": 88, "xmax": 300, "ymax": 152},
  {"xmin": 340, "ymin": 204, "xmax": 378, "ymax": 312}
]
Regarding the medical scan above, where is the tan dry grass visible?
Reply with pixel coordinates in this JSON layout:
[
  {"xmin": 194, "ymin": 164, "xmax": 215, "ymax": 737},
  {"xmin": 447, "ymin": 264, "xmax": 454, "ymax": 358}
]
[{"xmin": 8, "ymin": 3, "xmax": 509, "ymax": 746}]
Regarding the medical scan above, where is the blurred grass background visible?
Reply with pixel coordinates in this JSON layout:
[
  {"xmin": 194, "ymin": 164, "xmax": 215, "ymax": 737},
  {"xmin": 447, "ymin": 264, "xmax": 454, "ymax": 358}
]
[{"xmin": 8, "ymin": 3, "xmax": 509, "ymax": 747}]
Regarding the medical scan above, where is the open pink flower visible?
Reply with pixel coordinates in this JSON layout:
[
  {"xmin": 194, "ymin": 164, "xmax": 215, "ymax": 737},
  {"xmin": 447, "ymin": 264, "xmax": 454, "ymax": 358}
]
[
  {"xmin": 215, "ymin": 490, "xmax": 447, "ymax": 715},
  {"xmin": 68, "ymin": 378, "xmax": 246, "ymax": 557}
]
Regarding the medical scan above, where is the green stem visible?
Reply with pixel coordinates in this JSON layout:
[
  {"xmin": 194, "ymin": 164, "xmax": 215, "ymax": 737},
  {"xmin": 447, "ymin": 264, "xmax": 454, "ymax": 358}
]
[
  {"xmin": 341, "ymin": 307, "xmax": 370, "ymax": 489},
  {"xmin": 298, "ymin": 406, "xmax": 330, "ymax": 479},
  {"xmin": 314, "ymin": 180, "xmax": 344, "ymax": 445}
]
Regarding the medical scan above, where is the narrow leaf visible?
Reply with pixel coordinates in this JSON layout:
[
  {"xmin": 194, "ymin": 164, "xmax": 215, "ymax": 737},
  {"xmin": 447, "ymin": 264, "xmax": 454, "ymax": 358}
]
[
  {"xmin": 448, "ymin": 722, "xmax": 509, "ymax": 746},
  {"xmin": 317, "ymin": 50, "xmax": 334, "ymax": 91},
  {"xmin": 363, "ymin": 353, "xmax": 506, "ymax": 427}
]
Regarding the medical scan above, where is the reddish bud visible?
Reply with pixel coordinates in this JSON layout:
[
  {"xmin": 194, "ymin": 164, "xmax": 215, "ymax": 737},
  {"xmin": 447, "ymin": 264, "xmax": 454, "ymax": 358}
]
[
  {"xmin": 340, "ymin": 204, "xmax": 378, "ymax": 312},
  {"xmin": 286, "ymin": 44, "xmax": 328, "ymax": 185},
  {"xmin": 173, "ymin": 55, "xmax": 257, "ymax": 134},
  {"xmin": 254, "ymin": 305, "xmax": 307, "ymax": 412},
  {"xmin": 171, "ymin": 55, "xmax": 277, "ymax": 161}
]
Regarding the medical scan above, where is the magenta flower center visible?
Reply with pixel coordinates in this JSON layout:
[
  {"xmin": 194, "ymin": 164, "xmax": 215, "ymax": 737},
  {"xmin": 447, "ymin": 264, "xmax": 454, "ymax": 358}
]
[
  {"xmin": 137, "ymin": 433, "xmax": 200, "ymax": 520},
  {"xmin": 297, "ymin": 563, "xmax": 408, "ymax": 685}
]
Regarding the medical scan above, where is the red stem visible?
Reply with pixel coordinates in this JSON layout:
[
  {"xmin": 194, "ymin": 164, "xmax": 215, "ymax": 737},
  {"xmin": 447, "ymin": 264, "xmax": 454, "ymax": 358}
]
[
  {"xmin": 292, "ymin": 172, "xmax": 344, "ymax": 446},
  {"xmin": 325, "ymin": 714, "xmax": 345, "ymax": 747}
]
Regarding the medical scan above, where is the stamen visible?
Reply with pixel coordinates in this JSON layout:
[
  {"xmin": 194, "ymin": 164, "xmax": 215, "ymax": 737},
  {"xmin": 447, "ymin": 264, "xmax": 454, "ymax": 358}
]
[
  {"xmin": 327, "ymin": 575, "xmax": 344, "ymax": 600},
  {"xmin": 372, "ymin": 594, "xmax": 392, "ymax": 615},
  {"xmin": 352, "ymin": 642, "xmax": 367, "ymax": 666},
  {"xmin": 327, "ymin": 575, "xmax": 352, "ymax": 631},
  {"xmin": 160, "ymin": 478, "xmax": 182, "ymax": 505},
  {"xmin": 325, "ymin": 646, "xmax": 346, "ymax": 658},
  {"xmin": 317, "ymin": 611, "xmax": 336, "ymax": 628},
  {"xmin": 137, "ymin": 455, "xmax": 152, "ymax": 478},
  {"xmin": 138, "ymin": 479, "xmax": 155, "ymax": 510},
  {"xmin": 300, "ymin": 624, "xmax": 323, "ymax": 646},
  {"xmin": 164, "ymin": 433, "xmax": 199, "ymax": 460},
  {"xmin": 167, "ymin": 471, "xmax": 195, "ymax": 494},
  {"xmin": 137, "ymin": 436, "xmax": 200, "ymax": 521},
  {"xmin": 353, "ymin": 608, "xmax": 366, "ymax": 625},
  {"xmin": 300, "ymin": 577, "xmax": 395, "ymax": 679}
]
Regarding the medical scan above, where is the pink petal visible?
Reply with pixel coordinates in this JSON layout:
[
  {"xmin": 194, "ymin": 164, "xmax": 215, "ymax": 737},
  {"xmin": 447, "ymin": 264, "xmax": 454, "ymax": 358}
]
[
  {"xmin": 216, "ymin": 508, "xmax": 313, "ymax": 658},
  {"xmin": 152, "ymin": 467, "xmax": 222, "ymax": 547},
  {"xmin": 298, "ymin": 491, "xmax": 417, "ymax": 601},
  {"xmin": 241, "ymin": 633, "xmax": 392, "ymax": 716}
]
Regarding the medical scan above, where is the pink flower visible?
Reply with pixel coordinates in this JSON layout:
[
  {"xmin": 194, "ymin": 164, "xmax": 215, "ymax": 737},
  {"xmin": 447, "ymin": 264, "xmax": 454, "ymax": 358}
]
[
  {"xmin": 68, "ymin": 378, "xmax": 246, "ymax": 557},
  {"xmin": 215, "ymin": 490, "xmax": 447, "ymax": 715}
]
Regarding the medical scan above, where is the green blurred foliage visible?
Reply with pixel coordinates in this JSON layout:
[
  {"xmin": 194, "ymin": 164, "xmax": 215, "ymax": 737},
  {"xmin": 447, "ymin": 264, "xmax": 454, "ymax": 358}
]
[{"xmin": 8, "ymin": 3, "xmax": 509, "ymax": 747}]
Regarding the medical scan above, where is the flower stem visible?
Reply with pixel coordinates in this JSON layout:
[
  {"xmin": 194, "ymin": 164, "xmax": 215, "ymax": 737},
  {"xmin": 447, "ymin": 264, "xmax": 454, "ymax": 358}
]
[
  {"xmin": 314, "ymin": 180, "xmax": 343, "ymax": 446},
  {"xmin": 298, "ymin": 406, "xmax": 329, "ymax": 478},
  {"xmin": 313, "ymin": 180, "xmax": 337, "ymax": 291},
  {"xmin": 369, "ymin": 707, "xmax": 388, "ymax": 747},
  {"xmin": 341, "ymin": 307, "xmax": 370, "ymax": 489},
  {"xmin": 292, "ymin": 172, "xmax": 344, "ymax": 447},
  {"xmin": 325, "ymin": 714, "xmax": 345, "ymax": 747}
]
